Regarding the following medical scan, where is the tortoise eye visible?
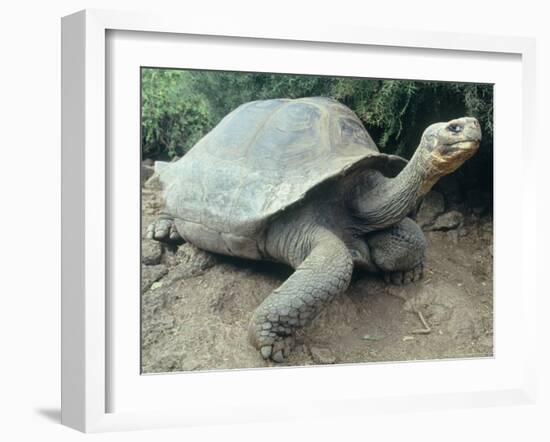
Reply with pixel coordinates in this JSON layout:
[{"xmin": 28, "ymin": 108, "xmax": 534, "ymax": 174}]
[{"xmin": 448, "ymin": 124, "xmax": 462, "ymax": 134}]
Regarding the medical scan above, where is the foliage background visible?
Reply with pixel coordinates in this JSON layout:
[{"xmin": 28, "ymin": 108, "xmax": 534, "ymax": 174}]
[{"xmin": 141, "ymin": 68, "xmax": 493, "ymax": 193}]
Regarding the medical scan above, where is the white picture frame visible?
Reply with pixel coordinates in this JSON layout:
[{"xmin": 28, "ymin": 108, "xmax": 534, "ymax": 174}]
[{"xmin": 61, "ymin": 9, "xmax": 537, "ymax": 433}]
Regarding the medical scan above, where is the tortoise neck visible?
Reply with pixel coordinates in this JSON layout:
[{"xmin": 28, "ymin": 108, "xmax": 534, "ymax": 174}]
[{"xmin": 350, "ymin": 148, "xmax": 432, "ymax": 231}]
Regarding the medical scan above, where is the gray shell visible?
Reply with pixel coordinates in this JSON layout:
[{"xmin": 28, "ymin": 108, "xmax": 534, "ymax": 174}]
[{"xmin": 157, "ymin": 97, "xmax": 406, "ymax": 259}]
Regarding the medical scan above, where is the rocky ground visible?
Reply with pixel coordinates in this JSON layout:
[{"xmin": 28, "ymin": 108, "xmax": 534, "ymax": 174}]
[{"xmin": 140, "ymin": 164, "xmax": 493, "ymax": 373}]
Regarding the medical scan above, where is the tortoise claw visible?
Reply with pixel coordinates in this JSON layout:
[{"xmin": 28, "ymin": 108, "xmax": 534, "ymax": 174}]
[{"xmin": 383, "ymin": 263, "xmax": 423, "ymax": 286}]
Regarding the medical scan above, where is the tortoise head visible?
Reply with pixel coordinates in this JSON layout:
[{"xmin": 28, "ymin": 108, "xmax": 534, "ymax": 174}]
[
  {"xmin": 417, "ymin": 117, "xmax": 481, "ymax": 193},
  {"xmin": 347, "ymin": 116, "xmax": 482, "ymax": 231}
]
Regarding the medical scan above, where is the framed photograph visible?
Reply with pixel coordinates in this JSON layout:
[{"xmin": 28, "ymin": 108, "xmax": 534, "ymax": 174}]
[{"xmin": 61, "ymin": 9, "xmax": 537, "ymax": 433}]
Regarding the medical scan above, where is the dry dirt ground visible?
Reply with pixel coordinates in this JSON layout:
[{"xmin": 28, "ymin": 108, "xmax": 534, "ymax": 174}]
[{"xmin": 140, "ymin": 173, "xmax": 493, "ymax": 373}]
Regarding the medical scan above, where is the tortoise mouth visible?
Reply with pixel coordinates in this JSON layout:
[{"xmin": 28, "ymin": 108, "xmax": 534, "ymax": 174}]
[
  {"xmin": 430, "ymin": 139, "xmax": 480, "ymax": 172},
  {"xmin": 447, "ymin": 140, "xmax": 480, "ymax": 151}
]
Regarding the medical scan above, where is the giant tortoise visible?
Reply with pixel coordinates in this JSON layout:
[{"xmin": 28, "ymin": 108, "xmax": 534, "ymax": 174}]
[{"xmin": 147, "ymin": 97, "xmax": 481, "ymax": 363}]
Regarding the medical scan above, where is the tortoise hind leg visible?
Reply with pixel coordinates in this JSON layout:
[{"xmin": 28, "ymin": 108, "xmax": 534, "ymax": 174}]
[
  {"xmin": 366, "ymin": 217, "xmax": 426, "ymax": 285},
  {"xmin": 248, "ymin": 230, "xmax": 353, "ymax": 363},
  {"xmin": 146, "ymin": 213, "xmax": 183, "ymax": 244}
]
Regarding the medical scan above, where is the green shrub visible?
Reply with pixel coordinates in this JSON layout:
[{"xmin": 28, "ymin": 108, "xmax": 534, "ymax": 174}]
[
  {"xmin": 141, "ymin": 69, "xmax": 212, "ymax": 159},
  {"xmin": 141, "ymin": 69, "xmax": 493, "ymax": 163}
]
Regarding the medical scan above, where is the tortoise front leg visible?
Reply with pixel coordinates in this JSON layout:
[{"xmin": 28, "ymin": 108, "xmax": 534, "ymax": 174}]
[
  {"xmin": 366, "ymin": 217, "xmax": 426, "ymax": 285},
  {"xmin": 248, "ymin": 230, "xmax": 353, "ymax": 363}
]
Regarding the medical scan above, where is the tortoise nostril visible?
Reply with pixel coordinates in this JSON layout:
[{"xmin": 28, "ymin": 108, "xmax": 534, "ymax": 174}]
[{"xmin": 467, "ymin": 118, "xmax": 480, "ymax": 129}]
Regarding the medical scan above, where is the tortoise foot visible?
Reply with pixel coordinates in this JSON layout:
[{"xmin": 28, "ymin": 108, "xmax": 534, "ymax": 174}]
[
  {"xmin": 146, "ymin": 216, "xmax": 183, "ymax": 243},
  {"xmin": 260, "ymin": 335, "xmax": 296, "ymax": 363},
  {"xmin": 249, "ymin": 321, "xmax": 296, "ymax": 363},
  {"xmin": 383, "ymin": 262, "xmax": 424, "ymax": 286}
]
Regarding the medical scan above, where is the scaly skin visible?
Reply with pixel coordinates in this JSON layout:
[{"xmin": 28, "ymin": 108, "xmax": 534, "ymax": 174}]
[
  {"xmin": 366, "ymin": 217, "xmax": 426, "ymax": 285},
  {"xmin": 247, "ymin": 198, "xmax": 427, "ymax": 362},
  {"xmin": 249, "ymin": 228, "xmax": 353, "ymax": 362}
]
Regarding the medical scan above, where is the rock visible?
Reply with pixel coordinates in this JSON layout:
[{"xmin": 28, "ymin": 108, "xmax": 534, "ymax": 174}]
[
  {"xmin": 150, "ymin": 281, "xmax": 163, "ymax": 290},
  {"xmin": 141, "ymin": 264, "xmax": 168, "ymax": 292},
  {"xmin": 165, "ymin": 243, "xmax": 219, "ymax": 283},
  {"xmin": 310, "ymin": 346, "xmax": 336, "ymax": 364},
  {"xmin": 416, "ymin": 191, "xmax": 445, "ymax": 228},
  {"xmin": 142, "ymin": 238, "xmax": 163, "ymax": 265},
  {"xmin": 176, "ymin": 243, "xmax": 218, "ymax": 270},
  {"xmin": 430, "ymin": 210, "xmax": 464, "ymax": 231}
]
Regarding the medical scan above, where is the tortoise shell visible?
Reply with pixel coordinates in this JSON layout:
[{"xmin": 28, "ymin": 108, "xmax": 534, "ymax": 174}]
[{"xmin": 157, "ymin": 97, "xmax": 406, "ymax": 259}]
